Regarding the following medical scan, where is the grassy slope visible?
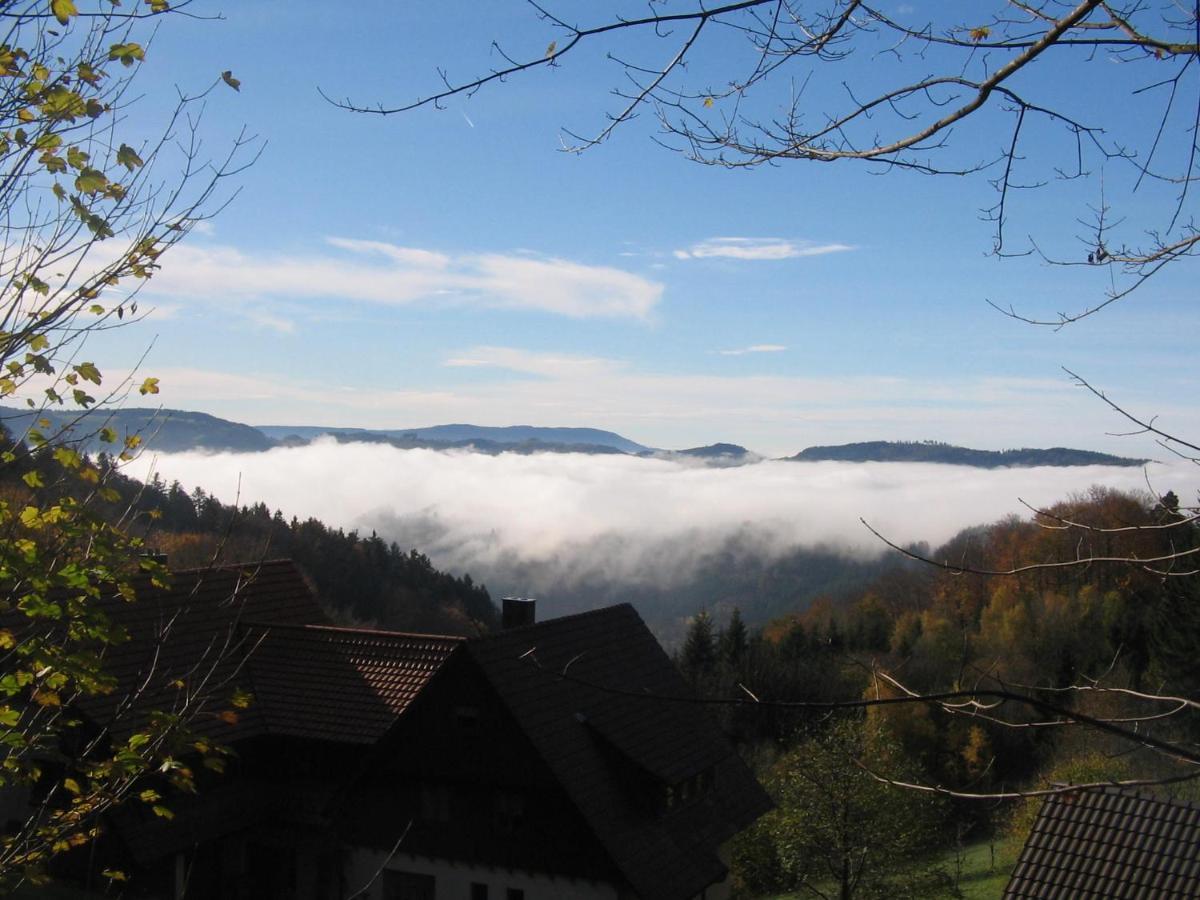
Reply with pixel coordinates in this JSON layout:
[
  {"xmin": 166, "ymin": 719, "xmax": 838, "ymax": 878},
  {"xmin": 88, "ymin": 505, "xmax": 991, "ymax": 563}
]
[{"xmin": 762, "ymin": 838, "xmax": 1017, "ymax": 900}]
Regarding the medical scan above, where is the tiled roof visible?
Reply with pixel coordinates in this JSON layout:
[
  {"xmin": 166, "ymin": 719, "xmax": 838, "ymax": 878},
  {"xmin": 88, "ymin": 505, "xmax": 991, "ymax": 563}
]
[
  {"xmin": 84, "ymin": 560, "xmax": 461, "ymax": 746},
  {"xmin": 242, "ymin": 623, "xmax": 462, "ymax": 744},
  {"xmin": 468, "ymin": 603, "xmax": 772, "ymax": 900},
  {"xmin": 1006, "ymin": 788, "xmax": 1200, "ymax": 899},
  {"xmin": 81, "ymin": 559, "xmax": 329, "ymax": 741}
]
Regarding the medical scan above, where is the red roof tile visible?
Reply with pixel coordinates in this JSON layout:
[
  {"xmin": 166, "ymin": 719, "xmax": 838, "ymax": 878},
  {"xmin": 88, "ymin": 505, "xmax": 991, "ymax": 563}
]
[{"xmin": 242, "ymin": 623, "xmax": 462, "ymax": 744}]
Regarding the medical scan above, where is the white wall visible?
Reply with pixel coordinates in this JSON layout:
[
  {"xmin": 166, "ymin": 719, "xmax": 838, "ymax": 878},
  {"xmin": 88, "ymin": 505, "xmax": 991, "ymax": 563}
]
[{"xmin": 343, "ymin": 848, "xmax": 621, "ymax": 900}]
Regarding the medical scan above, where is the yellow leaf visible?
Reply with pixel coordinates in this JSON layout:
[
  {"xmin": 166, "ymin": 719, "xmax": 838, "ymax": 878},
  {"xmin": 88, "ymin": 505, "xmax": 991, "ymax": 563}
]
[
  {"xmin": 703, "ymin": 97, "xmax": 714, "ymax": 108},
  {"xmin": 51, "ymin": 0, "xmax": 78, "ymax": 25}
]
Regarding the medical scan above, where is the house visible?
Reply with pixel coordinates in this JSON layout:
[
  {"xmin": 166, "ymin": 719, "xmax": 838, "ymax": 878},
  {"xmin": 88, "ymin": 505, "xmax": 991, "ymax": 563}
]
[
  {"xmin": 1005, "ymin": 786, "xmax": 1200, "ymax": 898},
  {"xmin": 67, "ymin": 560, "xmax": 771, "ymax": 900}
]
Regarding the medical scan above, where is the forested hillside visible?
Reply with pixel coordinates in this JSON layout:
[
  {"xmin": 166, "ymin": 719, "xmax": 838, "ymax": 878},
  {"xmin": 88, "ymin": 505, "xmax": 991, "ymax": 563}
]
[
  {"xmin": 675, "ymin": 487, "xmax": 1200, "ymax": 896},
  {"xmin": 791, "ymin": 440, "xmax": 1148, "ymax": 467},
  {"xmin": 0, "ymin": 431, "xmax": 497, "ymax": 634}
]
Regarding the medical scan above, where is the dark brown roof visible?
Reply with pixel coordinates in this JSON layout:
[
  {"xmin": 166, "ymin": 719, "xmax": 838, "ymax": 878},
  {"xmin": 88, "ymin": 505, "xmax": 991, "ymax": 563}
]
[
  {"xmin": 86, "ymin": 560, "xmax": 461, "ymax": 746},
  {"xmin": 242, "ymin": 623, "xmax": 462, "ymax": 744},
  {"xmin": 82, "ymin": 559, "xmax": 329, "ymax": 741},
  {"xmin": 468, "ymin": 603, "xmax": 772, "ymax": 900},
  {"xmin": 1006, "ymin": 788, "xmax": 1200, "ymax": 899}
]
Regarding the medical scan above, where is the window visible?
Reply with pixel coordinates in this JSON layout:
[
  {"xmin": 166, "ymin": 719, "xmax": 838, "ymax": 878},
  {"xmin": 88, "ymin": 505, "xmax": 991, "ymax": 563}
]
[
  {"xmin": 470, "ymin": 884, "xmax": 488, "ymax": 900},
  {"xmin": 493, "ymin": 789, "xmax": 526, "ymax": 833},
  {"xmin": 382, "ymin": 870, "xmax": 435, "ymax": 900},
  {"xmin": 420, "ymin": 784, "xmax": 452, "ymax": 823},
  {"xmin": 454, "ymin": 704, "xmax": 481, "ymax": 733},
  {"xmin": 661, "ymin": 768, "xmax": 716, "ymax": 814}
]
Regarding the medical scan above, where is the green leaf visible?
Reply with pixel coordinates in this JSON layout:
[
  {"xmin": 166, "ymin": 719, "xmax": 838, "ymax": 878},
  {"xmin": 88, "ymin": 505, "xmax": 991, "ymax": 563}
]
[
  {"xmin": 29, "ymin": 334, "xmax": 49, "ymax": 351},
  {"xmin": 220, "ymin": 70, "xmax": 240, "ymax": 91},
  {"xmin": 74, "ymin": 361, "xmax": 101, "ymax": 384},
  {"xmin": 39, "ymin": 86, "xmax": 86, "ymax": 121},
  {"xmin": 52, "ymin": 446, "xmax": 81, "ymax": 469},
  {"xmin": 99, "ymin": 426, "xmax": 117, "ymax": 444},
  {"xmin": 116, "ymin": 143, "xmax": 143, "ymax": 171},
  {"xmin": 51, "ymin": 0, "xmax": 78, "ymax": 25},
  {"xmin": 108, "ymin": 43, "xmax": 146, "ymax": 67},
  {"xmin": 40, "ymin": 152, "xmax": 66, "ymax": 174},
  {"xmin": 74, "ymin": 167, "xmax": 107, "ymax": 194}
]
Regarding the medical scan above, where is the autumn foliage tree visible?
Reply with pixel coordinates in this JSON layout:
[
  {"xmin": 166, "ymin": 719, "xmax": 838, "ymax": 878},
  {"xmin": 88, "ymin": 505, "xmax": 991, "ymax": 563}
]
[{"xmin": 0, "ymin": 0, "xmax": 250, "ymax": 887}]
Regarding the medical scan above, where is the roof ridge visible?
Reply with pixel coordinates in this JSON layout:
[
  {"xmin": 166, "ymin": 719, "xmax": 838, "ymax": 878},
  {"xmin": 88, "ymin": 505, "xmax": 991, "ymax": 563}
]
[
  {"xmin": 242, "ymin": 620, "xmax": 466, "ymax": 642},
  {"xmin": 473, "ymin": 602, "xmax": 638, "ymax": 639},
  {"xmin": 1089, "ymin": 785, "xmax": 1200, "ymax": 813}
]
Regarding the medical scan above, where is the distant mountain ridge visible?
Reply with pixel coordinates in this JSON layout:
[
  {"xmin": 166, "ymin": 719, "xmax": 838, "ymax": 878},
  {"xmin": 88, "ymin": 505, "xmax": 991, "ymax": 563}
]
[
  {"xmin": 0, "ymin": 407, "xmax": 274, "ymax": 454},
  {"xmin": 257, "ymin": 422, "xmax": 653, "ymax": 454},
  {"xmin": 0, "ymin": 408, "xmax": 1151, "ymax": 467},
  {"xmin": 789, "ymin": 440, "xmax": 1148, "ymax": 468}
]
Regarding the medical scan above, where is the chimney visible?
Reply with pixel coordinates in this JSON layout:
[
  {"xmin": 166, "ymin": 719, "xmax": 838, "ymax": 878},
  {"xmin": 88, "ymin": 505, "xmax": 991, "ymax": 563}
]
[{"xmin": 502, "ymin": 596, "xmax": 536, "ymax": 630}]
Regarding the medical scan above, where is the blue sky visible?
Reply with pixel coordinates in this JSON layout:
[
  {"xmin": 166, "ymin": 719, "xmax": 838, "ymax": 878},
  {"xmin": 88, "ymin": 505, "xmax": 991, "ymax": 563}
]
[{"xmin": 85, "ymin": 2, "xmax": 1200, "ymax": 456}]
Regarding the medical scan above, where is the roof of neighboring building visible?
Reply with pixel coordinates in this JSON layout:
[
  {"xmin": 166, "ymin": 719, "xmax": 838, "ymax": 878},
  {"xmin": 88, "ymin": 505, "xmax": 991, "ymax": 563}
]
[
  {"xmin": 1005, "ymin": 787, "xmax": 1200, "ymax": 899},
  {"xmin": 468, "ymin": 603, "xmax": 773, "ymax": 900}
]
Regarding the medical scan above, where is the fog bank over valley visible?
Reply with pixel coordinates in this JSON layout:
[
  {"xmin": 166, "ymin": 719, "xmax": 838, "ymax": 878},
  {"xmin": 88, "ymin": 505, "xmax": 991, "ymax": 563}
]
[{"xmin": 132, "ymin": 440, "xmax": 1200, "ymax": 633}]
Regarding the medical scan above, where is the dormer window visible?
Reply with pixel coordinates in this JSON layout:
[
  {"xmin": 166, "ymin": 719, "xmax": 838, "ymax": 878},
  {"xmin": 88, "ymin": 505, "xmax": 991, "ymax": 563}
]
[
  {"xmin": 454, "ymin": 704, "xmax": 481, "ymax": 733},
  {"xmin": 661, "ymin": 768, "xmax": 716, "ymax": 814}
]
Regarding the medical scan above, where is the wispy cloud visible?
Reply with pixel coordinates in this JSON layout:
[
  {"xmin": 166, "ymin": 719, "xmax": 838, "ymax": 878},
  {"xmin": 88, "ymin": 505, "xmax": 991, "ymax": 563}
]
[
  {"xmin": 719, "ymin": 344, "xmax": 787, "ymax": 356},
  {"xmin": 674, "ymin": 237, "xmax": 854, "ymax": 261},
  {"xmin": 444, "ymin": 346, "xmax": 621, "ymax": 379},
  {"xmin": 145, "ymin": 238, "xmax": 663, "ymax": 321},
  {"xmin": 128, "ymin": 352, "xmax": 1175, "ymax": 459}
]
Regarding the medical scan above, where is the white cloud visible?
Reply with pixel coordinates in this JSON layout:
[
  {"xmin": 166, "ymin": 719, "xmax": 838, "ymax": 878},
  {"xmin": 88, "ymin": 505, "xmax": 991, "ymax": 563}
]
[
  {"xmin": 719, "ymin": 344, "xmax": 788, "ymax": 356},
  {"xmin": 130, "ymin": 444, "xmax": 1200, "ymax": 595},
  {"xmin": 444, "ymin": 346, "xmax": 621, "ymax": 379},
  {"xmin": 675, "ymin": 237, "xmax": 854, "ymax": 261},
  {"xmin": 143, "ymin": 238, "xmax": 663, "ymax": 320}
]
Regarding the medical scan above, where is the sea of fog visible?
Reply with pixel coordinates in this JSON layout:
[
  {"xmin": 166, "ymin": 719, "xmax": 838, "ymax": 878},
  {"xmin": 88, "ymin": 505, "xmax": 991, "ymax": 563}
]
[{"xmin": 129, "ymin": 440, "xmax": 1200, "ymax": 597}]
